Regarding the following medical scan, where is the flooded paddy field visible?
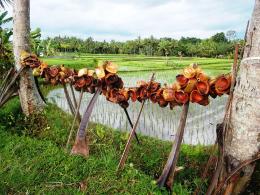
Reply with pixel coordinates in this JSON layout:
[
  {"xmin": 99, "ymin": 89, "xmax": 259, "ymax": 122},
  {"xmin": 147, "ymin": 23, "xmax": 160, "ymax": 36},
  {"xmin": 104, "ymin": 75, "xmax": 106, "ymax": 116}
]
[{"xmin": 47, "ymin": 71, "xmax": 227, "ymax": 145}]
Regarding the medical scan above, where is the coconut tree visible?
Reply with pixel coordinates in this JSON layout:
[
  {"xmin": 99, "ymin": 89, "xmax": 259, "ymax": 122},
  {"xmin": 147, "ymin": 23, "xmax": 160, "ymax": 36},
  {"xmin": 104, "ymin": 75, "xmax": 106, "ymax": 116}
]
[
  {"xmin": 213, "ymin": 0, "xmax": 260, "ymax": 194},
  {"xmin": 13, "ymin": 0, "xmax": 45, "ymax": 115}
]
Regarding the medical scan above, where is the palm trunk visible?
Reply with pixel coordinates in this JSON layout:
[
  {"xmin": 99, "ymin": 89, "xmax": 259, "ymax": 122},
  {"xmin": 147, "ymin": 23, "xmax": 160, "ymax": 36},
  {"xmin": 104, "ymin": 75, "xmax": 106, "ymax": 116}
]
[
  {"xmin": 13, "ymin": 0, "xmax": 45, "ymax": 116},
  {"xmin": 224, "ymin": 0, "xmax": 260, "ymax": 193}
]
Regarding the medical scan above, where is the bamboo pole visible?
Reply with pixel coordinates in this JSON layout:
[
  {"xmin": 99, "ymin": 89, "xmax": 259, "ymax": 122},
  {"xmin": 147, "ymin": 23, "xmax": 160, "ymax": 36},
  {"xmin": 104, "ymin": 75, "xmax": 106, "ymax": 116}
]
[
  {"xmin": 65, "ymin": 88, "xmax": 84, "ymax": 150},
  {"xmin": 157, "ymin": 102, "xmax": 189, "ymax": 190},
  {"xmin": 123, "ymin": 107, "xmax": 140, "ymax": 144},
  {"xmin": 117, "ymin": 73, "xmax": 155, "ymax": 171}
]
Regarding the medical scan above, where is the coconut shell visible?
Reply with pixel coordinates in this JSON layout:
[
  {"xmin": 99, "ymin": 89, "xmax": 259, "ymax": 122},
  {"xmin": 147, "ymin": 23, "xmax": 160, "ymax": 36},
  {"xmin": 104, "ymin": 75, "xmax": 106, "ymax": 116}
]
[
  {"xmin": 183, "ymin": 67, "xmax": 196, "ymax": 79},
  {"xmin": 215, "ymin": 75, "xmax": 231, "ymax": 95},
  {"xmin": 162, "ymin": 88, "xmax": 175, "ymax": 102},
  {"xmin": 184, "ymin": 78, "xmax": 197, "ymax": 93},
  {"xmin": 78, "ymin": 68, "xmax": 88, "ymax": 77},
  {"xmin": 105, "ymin": 61, "xmax": 118, "ymax": 74},
  {"xmin": 48, "ymin": 67, "xmax": 60, "ymax": 78},
  {"xmin": 190, "ymin": 90, "xmax": 204, "ymax": 103},
  {"xmin": 174, "ymin": 90, "xmax": 189, "ymax": 104},
  {"xmin": 95, "ymin": 67, "xmax": 105, "ymax": 79},
  {"xmin": 128, "ymin": 88, "xmax": 137, "ymax": 102},
  {"xmin": 196, "ymin": 81, "xmax": 210, "ymax": 95},
  {"xmin": 105, "ymin": 73, "xmax": 119, "ymax": 85},
  {"xmin": 176, "ymin": 74, "xmax": 189, "ymax": 88}
]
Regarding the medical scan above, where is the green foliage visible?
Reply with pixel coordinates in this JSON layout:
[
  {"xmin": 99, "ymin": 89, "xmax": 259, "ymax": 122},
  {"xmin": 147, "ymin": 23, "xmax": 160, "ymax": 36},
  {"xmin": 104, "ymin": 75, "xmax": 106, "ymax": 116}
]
[
  {"xmin": 0, "ymin": 99, "xmax": 213, "ymax": 194},
  {"xmin": 37, "ymin": 32, "xmax": 240, "ymax": 58},
  {"xmin": 0, "ymin": 11, "xmax": 13, "ymax": 74}
]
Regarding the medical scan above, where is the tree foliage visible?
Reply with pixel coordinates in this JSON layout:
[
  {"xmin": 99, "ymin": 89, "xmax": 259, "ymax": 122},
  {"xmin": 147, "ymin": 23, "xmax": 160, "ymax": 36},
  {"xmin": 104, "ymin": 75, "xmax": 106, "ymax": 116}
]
[{"xmin": 39, "ymin": 32, "xmax": 241, "ymax": 58}]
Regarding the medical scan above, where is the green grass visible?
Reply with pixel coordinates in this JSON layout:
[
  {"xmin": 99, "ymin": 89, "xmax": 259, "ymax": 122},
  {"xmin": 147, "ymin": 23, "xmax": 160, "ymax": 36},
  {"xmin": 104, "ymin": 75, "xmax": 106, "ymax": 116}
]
[
  {"xmin": 0, "ymin": 98, "xmax": 211, "ymax": 194},
  {"xmin": 41, "ymin": 54, "xmax": 232, "ymax": 75}
]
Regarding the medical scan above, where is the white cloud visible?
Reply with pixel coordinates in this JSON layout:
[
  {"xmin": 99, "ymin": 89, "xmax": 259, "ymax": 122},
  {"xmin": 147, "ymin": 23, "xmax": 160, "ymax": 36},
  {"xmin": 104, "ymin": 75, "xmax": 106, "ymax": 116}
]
[{"xmin": 5, "ymin": 0, "xmax": 255, "ymax": 41}]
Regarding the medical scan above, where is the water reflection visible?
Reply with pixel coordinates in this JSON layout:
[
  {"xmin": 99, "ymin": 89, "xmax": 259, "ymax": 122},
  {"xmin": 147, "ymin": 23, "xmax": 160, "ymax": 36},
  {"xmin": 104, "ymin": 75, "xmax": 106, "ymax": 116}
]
[{"xmin": 47, "ymin": 87, "xmax": 227, "ymax": 145}]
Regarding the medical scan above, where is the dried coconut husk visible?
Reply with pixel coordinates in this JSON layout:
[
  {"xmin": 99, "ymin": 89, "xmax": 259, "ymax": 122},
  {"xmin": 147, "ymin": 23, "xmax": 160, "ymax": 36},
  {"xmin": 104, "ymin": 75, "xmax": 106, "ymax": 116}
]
[
  {"xmin": 196, "ymin": 81, "xmax": 210, "ymax": 95},
  {"xmin": 176, "ymin": 74, "xmax": 189, "ymax": 88},
  {"xmin": 162, "ymin": 88, "xmax": 175, "ymax": 102},
  {"xmin": 32, "ymin": 67, "xmax": 41, "ymax": 77},
  {"xmin": 104, "ymin": 61, "xmax": 118, "ymax": 74},
  {"xmin": 84, "ymin": 75, "xmax": 93, "ymax": 87},
  {"xmin": 74, "ymin": 76, "xmax": 86, "ymax": 90},
  {"xmin": 215, "ymin": 74, "xmax": 231, "ymax": 95},
  {"xmin": 128, "ymin": 88, "xmax": 137, "ymax": 102},
  {"xmin": 183, "ymin": 66, "xmax": 196, "ymax": 79},
  {"xmin": 137, "ymin": 85, "xmax": 148, "ymax": 101},
  {"xmin": 78, "ymin": 68, "xmax": 88, "ymax": 77},
  {"xmin": 95, "ymin": 67, "xmax": 105, "ymax": 79},
  {"xmin": 48, "ymin": 66, "xmax": 60, "ymax": 78},
  {"xmin": 150, "ymin": 81, "xmax": 161, "ymax": 92},
  {"xmin": 105, "ymin": 73, "xmax": 119, "ymax": 86},
  {"xmin": 158, "ymin": 98, "xmax": 168, "ymax": 107},
  {"xmin": 169, "ymin": 100, "xmax": 180, "ymax": 110},
  {"xmin": 111, "ymin": 77, "xmax": 124, "ymax": 89},
  {"xmin": 209, "ymin": 78, "xmax": 218, "ymax": 98},
  {"xmin": 190, "ymin": 90, "xmax": 204, "ymax": 103},
  {"xmin": 196, "ymin": 72, "xmax": 209, "ymax": 82},
  {"xmin": 174, "ymin": 90, "xmax": 189, "ymax": 104},
  {"xmin": 198, "ymin": 96, "xmax": 209, "ymax": 106},
  {"xmin": 184, "ymin": 78, "xmax": 197, "ymax": 93}
]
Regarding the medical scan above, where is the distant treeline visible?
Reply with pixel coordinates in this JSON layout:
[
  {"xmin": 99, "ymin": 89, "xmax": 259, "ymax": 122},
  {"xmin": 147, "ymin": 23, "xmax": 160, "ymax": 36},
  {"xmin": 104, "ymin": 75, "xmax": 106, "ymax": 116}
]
[{"xmin": 39, "ymin": 32, "xmax": 243, "ymax": 58}]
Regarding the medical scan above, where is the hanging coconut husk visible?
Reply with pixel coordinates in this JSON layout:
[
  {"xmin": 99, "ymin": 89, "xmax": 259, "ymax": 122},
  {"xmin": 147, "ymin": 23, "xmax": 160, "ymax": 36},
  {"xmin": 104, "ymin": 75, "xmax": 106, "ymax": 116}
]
[
  {"xmin": 190, "ymin": 90, "xmax": 204, "ymax": 103},
  {"xmin": 162, "ymin": 88, "xmax": 175, "ymax": 102},
  {"xmin": 105, "ymin": 73, "xmax": 119, "ymax": 86},
  {"xmin": 95, "ymin": 67, "xmax": 106, "ymax": 79},
  {"xmin": 176, "ymin": 74, "xmax": 189, "ymax": 88},
  {"xmin": 196, "ymin": 72, "xmax": 209, "ymax": 82},
  {"xmin": 174, "ymin": 90, "xmax": 189, "ymax": 104},
  {"xmin": 183, "ymin": 66, "xmax": 196, "ymax": 79},
  {"xmin": 196, "ymin": 81, "xmax": 210, "ymax": 95},
  {"xmin": 128, "ymin": 88, "xmax": 138, "ymax": 102},
  {"xmin": 105, "ymin": 61, "xmax": 118, "ymax": 74},
  {"xmin": 215, "ymin": 74, "xmax": 231, "ymax": 95},
  {"xmin": 158, "ymin": 98, "xmax": 168, "ymax": 107},
  {"xmin": 184, "ymin": 78, "xmax": 197, "ymax": 93}
]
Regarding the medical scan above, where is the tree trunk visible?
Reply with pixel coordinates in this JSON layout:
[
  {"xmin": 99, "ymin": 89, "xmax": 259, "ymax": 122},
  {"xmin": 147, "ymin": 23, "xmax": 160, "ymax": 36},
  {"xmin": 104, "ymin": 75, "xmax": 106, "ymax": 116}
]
[
  {"xmin": 224, "ymin": 0, "xmax": 260, "ymax": 193},
  {"xmin": 13, "ymin": 0, "xmax": 45, "ymax": 116}
]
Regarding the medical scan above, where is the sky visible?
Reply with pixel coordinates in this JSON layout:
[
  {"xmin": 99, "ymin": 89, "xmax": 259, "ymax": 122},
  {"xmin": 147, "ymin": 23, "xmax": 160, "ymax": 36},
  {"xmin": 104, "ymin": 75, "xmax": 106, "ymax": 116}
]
[{"xmin": 5, "ymin": 0, "xmax": 255, "ymax": 41}]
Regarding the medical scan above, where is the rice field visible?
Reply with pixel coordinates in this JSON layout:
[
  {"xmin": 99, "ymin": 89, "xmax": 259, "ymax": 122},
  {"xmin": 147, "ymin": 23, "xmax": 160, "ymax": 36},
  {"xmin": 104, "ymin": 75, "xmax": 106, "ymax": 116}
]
[
  {"xmin": 45, "ymin": 54, "xmax": 231, "ymax": 145},
  {"xmin": 41, "ymin": 54, "xmax": 233, "ymax": 75}
]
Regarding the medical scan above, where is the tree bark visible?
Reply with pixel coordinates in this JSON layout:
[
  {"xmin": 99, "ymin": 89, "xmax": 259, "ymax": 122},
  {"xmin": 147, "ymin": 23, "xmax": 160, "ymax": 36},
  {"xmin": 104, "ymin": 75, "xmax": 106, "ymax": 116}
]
[
  {"xmin": 13, "ymin": 0, "xmax": 45, "ymax": 116},
  {"xmin": 224, "ymin": 0, "xmax": 260, "ymax": 193}
]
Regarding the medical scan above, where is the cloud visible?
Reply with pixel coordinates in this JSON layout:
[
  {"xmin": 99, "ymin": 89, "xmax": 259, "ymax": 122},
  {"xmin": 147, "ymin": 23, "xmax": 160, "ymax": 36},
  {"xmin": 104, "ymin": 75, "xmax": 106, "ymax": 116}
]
[{"xmin": 5, "ymin": 0, "xmax": 255, "ymax": 41}]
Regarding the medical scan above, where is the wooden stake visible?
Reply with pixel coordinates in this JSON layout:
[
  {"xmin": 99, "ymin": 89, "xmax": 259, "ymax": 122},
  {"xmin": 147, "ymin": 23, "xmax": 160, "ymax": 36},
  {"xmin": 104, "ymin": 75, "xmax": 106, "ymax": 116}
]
[
  {"xmin": 63, "ymin": 84, "xmax": 76, "ymax": 116},
  {"xmin": 65, "ymin": 88, "xmax": 84, "ymax": 150},
  {"xmin": 117, "ymin": 73, "xmax": 155, "ymax": 171},
  {"xmin": 123, "ymin": 107, "xmax": 140, "ymax": 144},
  {"xmin": 157, "ymin": 102, "xmax": 189, "ymax": 190}
]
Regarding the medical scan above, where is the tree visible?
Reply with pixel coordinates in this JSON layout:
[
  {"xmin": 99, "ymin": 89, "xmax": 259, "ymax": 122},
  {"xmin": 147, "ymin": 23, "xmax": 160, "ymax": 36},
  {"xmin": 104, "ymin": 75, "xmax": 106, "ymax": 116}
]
[
  {"xmin": 211, "ymin": 32, "xmax": 228, "ymax": 43},
  {"xmin": 30, "ymin": 27, "xmax": 42, "ymax": 55},
  {"xmin": 224, "ymin": 0, "xmax": 260, "ymax": 193},
  {"xmin": 0, "ymin": 11, "xmax": 13, "ymax": 73},
  {"xmin": 13, "ymin": 0, "xmax": 45, "ymax": 116},
  {"xmin": 158, "ymin": 39, "xmax": 172, "ymax": 64}
]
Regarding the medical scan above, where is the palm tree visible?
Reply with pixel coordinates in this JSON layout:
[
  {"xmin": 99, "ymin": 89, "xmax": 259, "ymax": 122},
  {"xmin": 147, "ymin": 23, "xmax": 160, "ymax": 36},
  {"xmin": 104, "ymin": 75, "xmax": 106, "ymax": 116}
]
[
  {"xmin": 0, "ymin": 11, "xmax": 13, "ymax": 72},
  {"xmin": 13, "ymin": 0, "xmax": 45, "ymax": 115},
  {"xmin": 207, "ymin": 1, "xmax": 260, "ymax": 194},
  {"xmin": 0, "ymin": 0, "xmax": 12, "ymax": 9}
]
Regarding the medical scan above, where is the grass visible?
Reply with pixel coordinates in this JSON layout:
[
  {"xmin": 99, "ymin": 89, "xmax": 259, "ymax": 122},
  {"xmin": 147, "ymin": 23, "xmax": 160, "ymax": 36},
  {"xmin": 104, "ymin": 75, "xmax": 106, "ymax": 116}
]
[
  {"xmin": 41, "ymin": 53, "xmax": 232, "ymax": 75},
  {"xmin": 0, "ymin": 98, "xmax": 211, "ymax": 194}
]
